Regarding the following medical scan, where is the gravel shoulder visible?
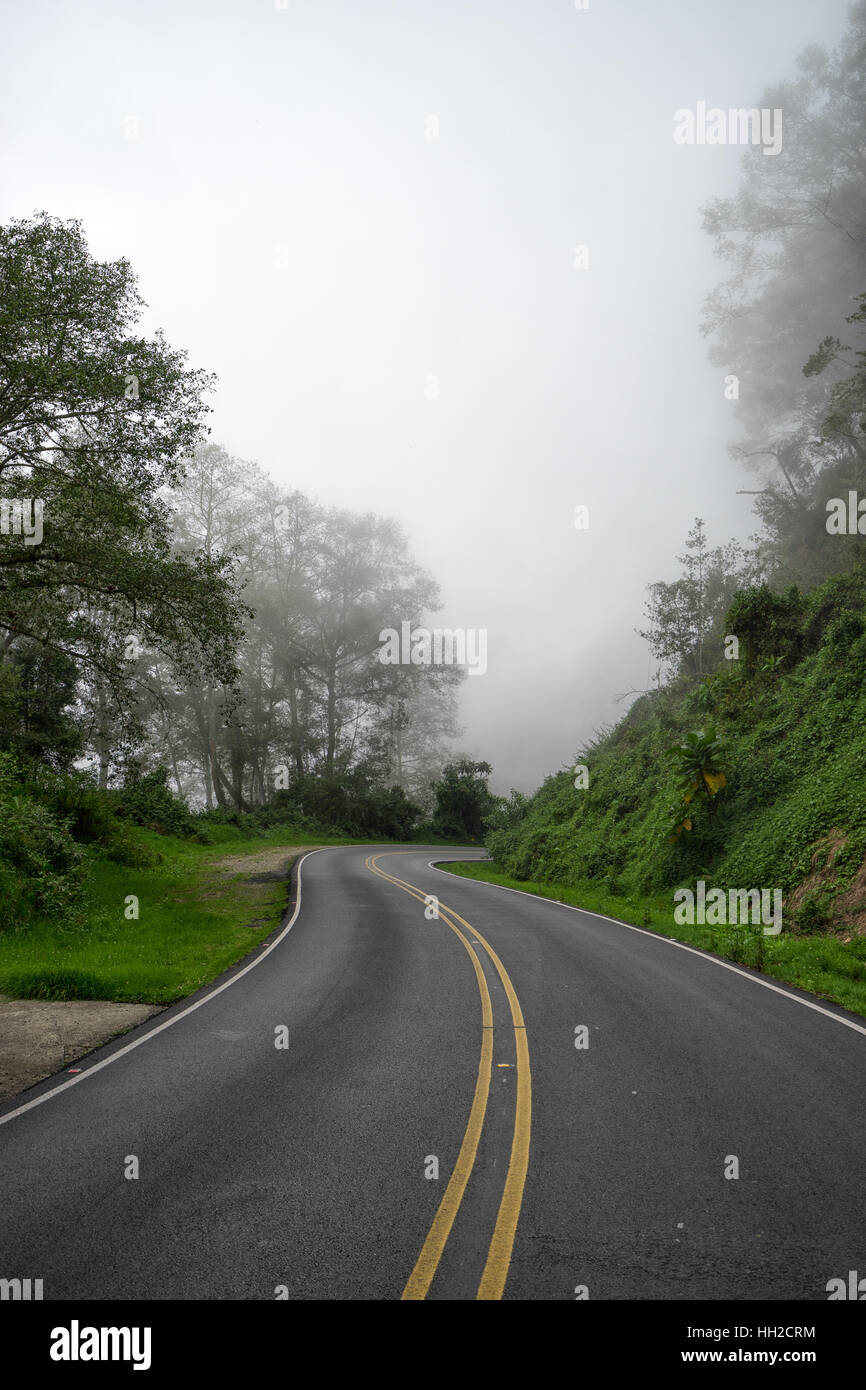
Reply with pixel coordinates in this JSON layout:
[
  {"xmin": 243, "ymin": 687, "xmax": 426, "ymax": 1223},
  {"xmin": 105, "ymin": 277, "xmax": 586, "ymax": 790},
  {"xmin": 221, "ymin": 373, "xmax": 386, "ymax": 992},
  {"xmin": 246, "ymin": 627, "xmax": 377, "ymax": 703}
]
[{"xmin": 0, "ymin": 998, "xmax": 164, "ymax": 1101}]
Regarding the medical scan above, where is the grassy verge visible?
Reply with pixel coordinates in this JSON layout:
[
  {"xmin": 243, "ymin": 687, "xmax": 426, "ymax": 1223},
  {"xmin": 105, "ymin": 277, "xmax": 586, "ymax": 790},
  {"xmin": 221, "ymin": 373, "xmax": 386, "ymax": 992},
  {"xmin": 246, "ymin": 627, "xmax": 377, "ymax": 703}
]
[
  {"xmin": 437, "ymin": 860, "xmax": 866, "ymax": 1021},
  {"xmin": 0, "ymin": 824, "xmax": 361, "ymax": 1004}
]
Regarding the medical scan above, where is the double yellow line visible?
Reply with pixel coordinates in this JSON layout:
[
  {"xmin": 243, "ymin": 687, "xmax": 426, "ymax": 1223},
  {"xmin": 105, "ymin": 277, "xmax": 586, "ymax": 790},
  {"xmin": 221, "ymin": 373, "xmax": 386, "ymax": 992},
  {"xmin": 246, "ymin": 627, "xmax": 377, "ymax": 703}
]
[{"xmin": 365, "ymin": 853, "xmax": 531, "ymax": 1301}]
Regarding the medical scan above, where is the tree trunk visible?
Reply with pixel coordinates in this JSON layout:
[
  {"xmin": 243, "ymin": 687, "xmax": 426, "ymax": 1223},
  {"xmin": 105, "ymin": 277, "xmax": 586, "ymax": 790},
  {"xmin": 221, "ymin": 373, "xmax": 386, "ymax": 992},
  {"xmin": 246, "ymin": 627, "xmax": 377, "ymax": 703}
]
[{"xmin": 325, "ymin": 660, "xmax": 337, "ymax": 773}]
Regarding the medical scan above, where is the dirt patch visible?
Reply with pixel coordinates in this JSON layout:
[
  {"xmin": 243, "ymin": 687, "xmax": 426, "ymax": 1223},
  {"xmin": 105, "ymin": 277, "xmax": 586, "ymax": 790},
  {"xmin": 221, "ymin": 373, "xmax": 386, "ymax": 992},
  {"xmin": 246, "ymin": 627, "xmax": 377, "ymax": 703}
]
[
  {"xmin": 786, "ymin": 829, "xmax": 866, "ymax": 937},
  {"xmin": 830, "ymin": 852, "xmax": 866, "ymax": 937},
  {"xmin": 177, "ymin": 846, "xmax": 314, "ymax": 902},
  {"xmin": 209, "ymin": 846, "xmax": 313, "ymax": 876},
  {"xmin": 0, "ymin": 998, "xmax": 164, "ymax": 1102}
]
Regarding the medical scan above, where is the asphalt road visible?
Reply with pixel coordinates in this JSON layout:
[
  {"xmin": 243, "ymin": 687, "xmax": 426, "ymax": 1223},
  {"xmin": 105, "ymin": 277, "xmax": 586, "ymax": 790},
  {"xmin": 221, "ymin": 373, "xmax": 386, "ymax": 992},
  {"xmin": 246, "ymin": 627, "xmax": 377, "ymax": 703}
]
[{"xmin": 1, "ymin": 844, "xmax": 864, "ymax": 1301}]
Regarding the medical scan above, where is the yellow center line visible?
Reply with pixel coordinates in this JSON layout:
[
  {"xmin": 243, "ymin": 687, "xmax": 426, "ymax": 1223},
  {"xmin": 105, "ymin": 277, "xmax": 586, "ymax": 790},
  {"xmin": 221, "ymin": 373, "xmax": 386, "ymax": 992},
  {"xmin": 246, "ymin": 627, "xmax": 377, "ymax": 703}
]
[
  {"xmin": 425, "ymin": 890, "xmax": 532, "ymax": 1302},
  {"xmin": 365, "ymin": 854, "xmax": 493, "ymax": 1300},
  {"xmin": 366, "ymin": 852, "xmax": 532, "ymax": 1301}
]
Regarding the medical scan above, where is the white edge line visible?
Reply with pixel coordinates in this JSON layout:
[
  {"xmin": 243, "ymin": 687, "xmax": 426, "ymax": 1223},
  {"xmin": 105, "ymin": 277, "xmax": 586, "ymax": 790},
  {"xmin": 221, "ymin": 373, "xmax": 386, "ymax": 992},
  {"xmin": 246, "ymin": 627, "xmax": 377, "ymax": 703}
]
[
  {"xmin": 0, "ymin": 847, "xmax": 326, "ymax": 1128},
  {"xmin": 427, "ymin": 859, "xmax": 866, "ymax": 1040}
]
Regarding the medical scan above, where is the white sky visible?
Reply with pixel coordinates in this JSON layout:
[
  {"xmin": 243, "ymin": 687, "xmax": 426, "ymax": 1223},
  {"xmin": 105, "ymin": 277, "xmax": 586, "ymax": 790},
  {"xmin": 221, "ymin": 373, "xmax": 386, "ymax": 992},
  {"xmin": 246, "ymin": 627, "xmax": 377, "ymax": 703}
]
[{"xmin": 0, "ymin": 0, "xmax": 852, "ymax": 790}]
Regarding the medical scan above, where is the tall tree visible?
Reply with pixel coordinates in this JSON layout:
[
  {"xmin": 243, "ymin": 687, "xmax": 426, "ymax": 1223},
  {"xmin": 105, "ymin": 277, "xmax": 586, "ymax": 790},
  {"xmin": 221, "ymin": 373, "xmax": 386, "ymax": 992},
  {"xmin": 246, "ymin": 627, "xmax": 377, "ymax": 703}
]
[
  {"xmin": 0, "ymin": 213, "xmax": 245, "ymax": 769},
  {"xmin": 700, "ymin": 2, "xmax": 866, "ymax": 565},
  {"xmin": 431, "ymin": 759, "xmax": 497, "ymax": 842},
  {"xmin": 163, "ymin": 446, "xmax": 457, "ymax": 810},
  {"xmin": 641, "ymin": 520, "xmax": 762, "ymax": 678}
]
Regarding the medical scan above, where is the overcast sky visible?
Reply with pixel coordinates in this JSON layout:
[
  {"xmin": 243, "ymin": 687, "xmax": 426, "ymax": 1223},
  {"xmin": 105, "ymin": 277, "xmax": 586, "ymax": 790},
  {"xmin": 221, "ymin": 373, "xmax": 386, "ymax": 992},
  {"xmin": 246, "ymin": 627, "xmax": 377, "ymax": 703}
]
[{"xmin": 0, "ymin": 0, "xmax": 853, "ymax": 790}]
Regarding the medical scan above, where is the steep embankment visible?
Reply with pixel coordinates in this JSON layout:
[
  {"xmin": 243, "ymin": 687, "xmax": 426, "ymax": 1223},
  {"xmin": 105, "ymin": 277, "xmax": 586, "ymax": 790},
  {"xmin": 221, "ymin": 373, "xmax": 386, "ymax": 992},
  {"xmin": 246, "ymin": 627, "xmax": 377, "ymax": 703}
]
[{"xmin": 476, "ymin": 564, "xmax": 866, "ymax": 1013}]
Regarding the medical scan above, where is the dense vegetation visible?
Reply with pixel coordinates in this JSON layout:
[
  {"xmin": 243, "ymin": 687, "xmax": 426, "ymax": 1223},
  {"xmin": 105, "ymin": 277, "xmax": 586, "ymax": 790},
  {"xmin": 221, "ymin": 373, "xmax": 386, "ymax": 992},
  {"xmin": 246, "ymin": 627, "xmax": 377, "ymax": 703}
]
[
  {"xmin": 486, "ymin": 561, "xmax": 866, "ymax": 936},
  {"xmin": 481, "ymin": 7, "xmax": 866, "ymax": 983}
]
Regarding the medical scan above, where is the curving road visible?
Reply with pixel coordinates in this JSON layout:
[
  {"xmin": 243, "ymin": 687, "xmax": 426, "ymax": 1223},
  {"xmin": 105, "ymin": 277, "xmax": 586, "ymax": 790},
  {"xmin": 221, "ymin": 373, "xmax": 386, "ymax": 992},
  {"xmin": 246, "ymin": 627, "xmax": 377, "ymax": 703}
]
[{"xmin": 1, "ymin": 844, "xmax": 864, "ymax": 1301}]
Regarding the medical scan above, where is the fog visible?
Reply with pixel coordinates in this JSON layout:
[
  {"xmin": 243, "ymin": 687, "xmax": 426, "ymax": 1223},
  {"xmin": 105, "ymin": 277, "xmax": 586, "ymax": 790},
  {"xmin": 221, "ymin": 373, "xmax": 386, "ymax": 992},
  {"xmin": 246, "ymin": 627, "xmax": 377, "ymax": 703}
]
[{"xmin": 1, "ymin": 0, "xmax": 852, "ymax": 791}]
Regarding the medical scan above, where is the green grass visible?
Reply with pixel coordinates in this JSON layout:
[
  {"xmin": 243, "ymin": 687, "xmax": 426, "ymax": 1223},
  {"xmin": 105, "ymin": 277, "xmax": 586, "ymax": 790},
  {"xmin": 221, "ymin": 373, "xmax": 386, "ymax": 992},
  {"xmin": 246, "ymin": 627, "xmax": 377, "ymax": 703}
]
[
  {"xmin": 0, "ymin": 823, "xmax": 361, "ymax": 1004},
  {"xmin": 437, "ymin": 860, "xmax": 866, "ymax": 1020}
]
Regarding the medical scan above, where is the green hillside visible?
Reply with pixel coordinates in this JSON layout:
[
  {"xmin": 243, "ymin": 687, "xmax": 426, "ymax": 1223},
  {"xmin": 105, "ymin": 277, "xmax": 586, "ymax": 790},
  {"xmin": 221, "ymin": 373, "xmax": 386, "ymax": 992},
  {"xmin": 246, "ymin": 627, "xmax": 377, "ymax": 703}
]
[{"xmin": 482, "ymin": 561, "xmax": 866, "ymax": 990}]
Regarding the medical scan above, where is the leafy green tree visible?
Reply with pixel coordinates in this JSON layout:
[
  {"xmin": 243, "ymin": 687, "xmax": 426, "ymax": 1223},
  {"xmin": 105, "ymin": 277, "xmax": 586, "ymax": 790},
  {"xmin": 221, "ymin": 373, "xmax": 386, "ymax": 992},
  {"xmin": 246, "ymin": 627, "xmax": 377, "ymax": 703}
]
[
  {"xmin": 431, "ymin": 759, "xmax": 497, "ymax": 842},
  {"xmin": 0, "ymin": 213, "xmax": 246, "ymax": 769}
]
